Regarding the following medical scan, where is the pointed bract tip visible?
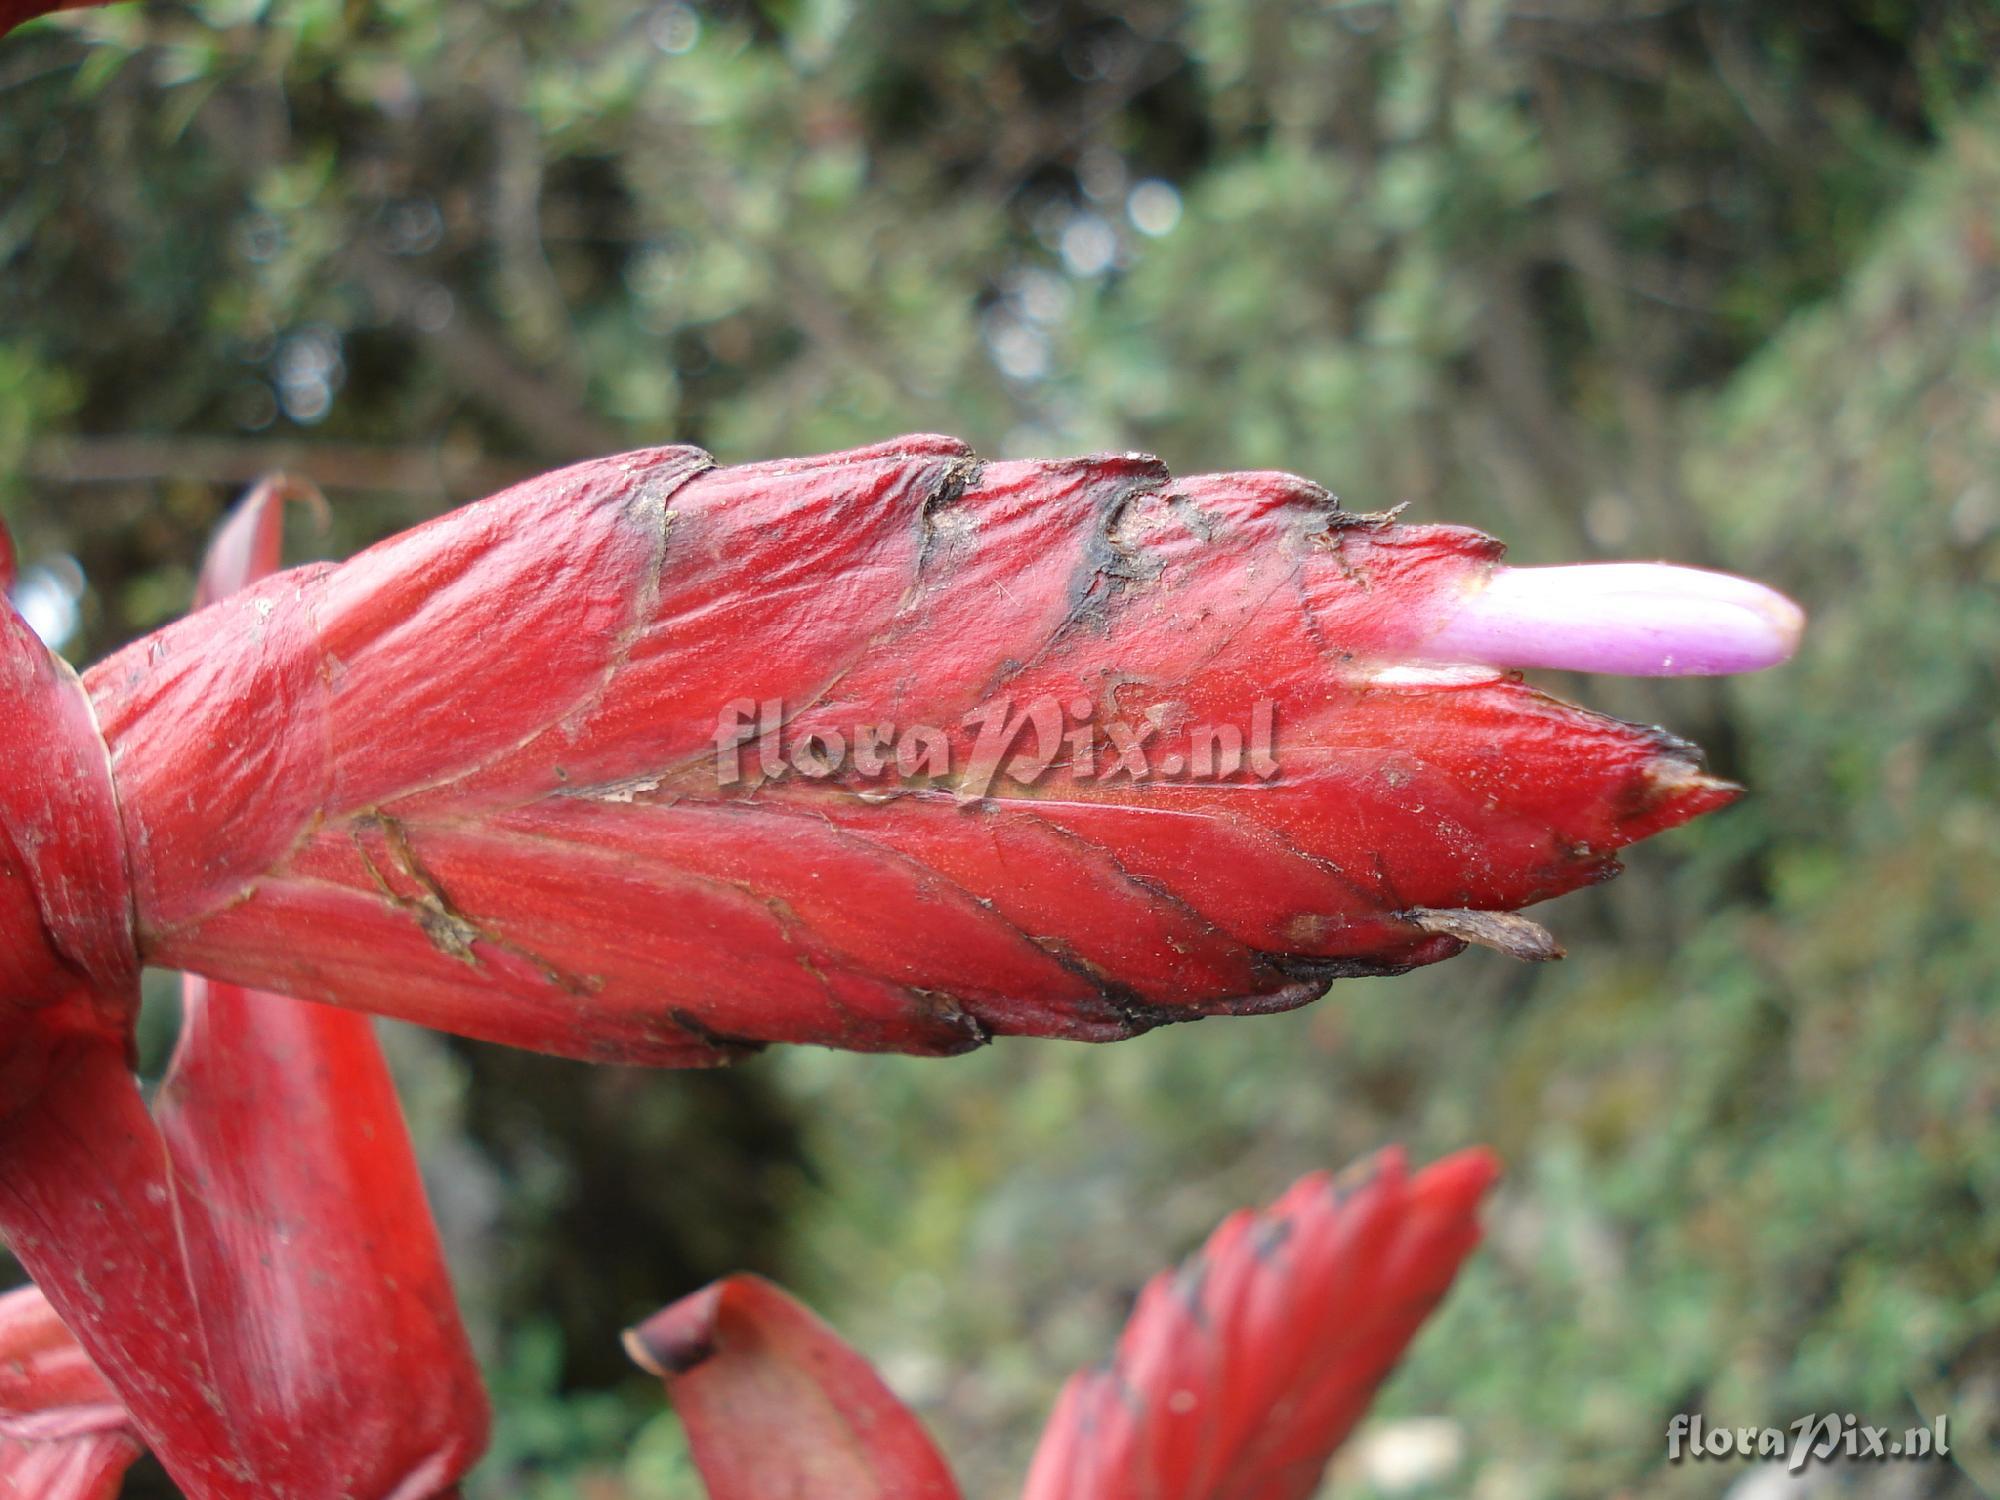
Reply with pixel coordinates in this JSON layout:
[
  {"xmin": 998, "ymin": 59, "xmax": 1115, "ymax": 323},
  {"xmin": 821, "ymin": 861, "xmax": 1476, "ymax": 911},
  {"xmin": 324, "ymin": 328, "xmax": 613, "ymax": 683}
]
[
  {"xmin": 196, "ymin": 473, "xmax": 329, "ymax": 608},
  {"xmin": 1618, "ymin": 754, "xmax": 1741, "ymax": 843},
  {"xmin": 1401, "ymin": 907, "xmax": 1564, "ymax": 962},
  {"xmin": 621, "ymin": 1326, "xmax": 674, "ymax": 1379},
  {"xmin": 1344, "ymin": 1142, "xmax": 1406, "ymax": 1193},
  {"xmin": 623, "ymin": 1285, "xmax": 727, "ymax": 1378},
  {"xmin": 1646, "ymin": 755, "xmax": 1741, "ymax": 803},
  {"xmin": 1413, "ymin": 1147, "xmax": 1504, "ymax": 1222},
  {"xmin": 623, "ymin": 1321, "xmax": 716, "ymax": 1378},
  {"xmin": 1426, "ymin": 562, "xmax": 1804, "ymax": 677}
]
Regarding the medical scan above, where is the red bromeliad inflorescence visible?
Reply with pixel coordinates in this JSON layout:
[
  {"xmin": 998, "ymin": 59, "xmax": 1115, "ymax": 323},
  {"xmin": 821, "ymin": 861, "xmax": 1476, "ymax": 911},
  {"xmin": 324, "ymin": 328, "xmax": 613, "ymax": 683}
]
[
  {"xmin": 0, "ymin": 436, "xmax": 1798, "ymax": 1497},
  {"xmin": 1018, "ymin": 1148, "xmax": 1501, "ymax": 1500},
  {"xmin": 61, "ymin": 437, "xmax": 1791, "ymax": 1068}
]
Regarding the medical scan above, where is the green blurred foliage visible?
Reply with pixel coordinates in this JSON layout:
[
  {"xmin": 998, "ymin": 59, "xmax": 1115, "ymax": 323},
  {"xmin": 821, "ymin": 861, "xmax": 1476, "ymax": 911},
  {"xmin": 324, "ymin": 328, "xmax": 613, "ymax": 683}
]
[{"xmin": 2, "ymin": 1, "xmax": 1998, "ymax": 1496}]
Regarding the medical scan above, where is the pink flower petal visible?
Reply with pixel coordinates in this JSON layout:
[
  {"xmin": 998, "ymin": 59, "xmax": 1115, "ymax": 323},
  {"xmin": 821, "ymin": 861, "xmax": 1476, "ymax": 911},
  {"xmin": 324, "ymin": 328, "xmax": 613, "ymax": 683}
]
[{"xmin": 1424, "ymin": 563, "xmax": 1805, "ymax": 676}]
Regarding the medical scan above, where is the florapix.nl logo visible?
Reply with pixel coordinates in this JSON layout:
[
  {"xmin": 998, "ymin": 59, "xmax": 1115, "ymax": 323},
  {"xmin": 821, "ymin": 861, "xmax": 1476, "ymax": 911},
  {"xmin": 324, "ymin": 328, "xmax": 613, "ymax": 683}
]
[{"xmin": 712, "ymin": 693, "xmax": 1281, "ymax": 799}]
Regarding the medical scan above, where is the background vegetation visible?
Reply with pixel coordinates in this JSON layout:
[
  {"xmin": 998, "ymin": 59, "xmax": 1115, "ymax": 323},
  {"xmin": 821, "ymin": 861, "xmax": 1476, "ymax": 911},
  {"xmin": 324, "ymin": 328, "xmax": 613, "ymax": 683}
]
[{"xmin": 3, "ymin": 1, "xmax": 1998, "ymax": 1495}]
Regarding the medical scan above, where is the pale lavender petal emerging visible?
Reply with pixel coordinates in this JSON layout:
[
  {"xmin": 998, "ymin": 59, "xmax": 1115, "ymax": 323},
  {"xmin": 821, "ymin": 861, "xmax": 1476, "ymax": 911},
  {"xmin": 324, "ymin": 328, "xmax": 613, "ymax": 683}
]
[{"xmin": 1425, "ymin": 563, "xmax": 1805, "ymax": 676}]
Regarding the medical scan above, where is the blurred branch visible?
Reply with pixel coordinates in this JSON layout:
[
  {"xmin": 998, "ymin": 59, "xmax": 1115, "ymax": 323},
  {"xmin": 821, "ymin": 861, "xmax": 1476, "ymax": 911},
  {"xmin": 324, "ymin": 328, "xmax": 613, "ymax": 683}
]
[
  {"xmin": 26, "ymin": 435, "xmax": 539, "ymax": 500},
  {"xmin": 967, "ymin": 22, "xmax": 1188, "ymax": 204},
  {"xmin": 1697, "ymin": 6, "xmax": 1792, "ymax": 149},
  {"xmin": 350, "ymin": 250, "xmax": 628, "ymax": 462},
  {"xmin": 662, "ymin": 149, "xmax": 931, "ymax": 411},
  {"xmin": 1535, "ymin": 60, "xmax": 1713, "ymax": 564},
  {"xmin": 187, "ymin": 88, "xmax": 624, "ymax": 465},
  {"xmin": 488, "ymin": 39, "xmax": 590, "ymax": 382}
]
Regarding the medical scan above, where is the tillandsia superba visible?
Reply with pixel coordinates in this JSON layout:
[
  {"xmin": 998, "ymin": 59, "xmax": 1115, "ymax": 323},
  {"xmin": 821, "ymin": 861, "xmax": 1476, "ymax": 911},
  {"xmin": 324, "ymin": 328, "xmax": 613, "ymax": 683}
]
[
  {"xmin": 0, "ymin": 5, "xmax": 1805, "ymax": 1490},
  {"xmin": 31, "ymin": 437, "xmax": 1801, "ymax": 1064},
  {"xmin": 0, "ymin": 437, "xmax": 1800, "ymax": 1496}
]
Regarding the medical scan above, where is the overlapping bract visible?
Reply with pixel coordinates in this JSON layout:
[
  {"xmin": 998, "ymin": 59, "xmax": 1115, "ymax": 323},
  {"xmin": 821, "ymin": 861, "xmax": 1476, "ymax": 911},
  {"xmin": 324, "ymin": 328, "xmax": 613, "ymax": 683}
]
[
  {"xmin": 70, "ymin": 437, "xmax": 1735, "ymax": 1068},
  {"xmin": 629, "ymin": 1148, "xmax": 1497, "ymax": 1500}
]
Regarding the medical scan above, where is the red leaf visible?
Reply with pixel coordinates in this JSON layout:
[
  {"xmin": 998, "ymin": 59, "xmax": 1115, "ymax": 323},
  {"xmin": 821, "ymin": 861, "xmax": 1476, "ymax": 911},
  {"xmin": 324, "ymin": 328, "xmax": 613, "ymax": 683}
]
[
  {"xmin": 1021, "ymin": 1148, "xmax": 1498, "ymax": 1500},
  {"xmin": 625, "ymin": 1274, "xmax": 961, "ymax": 1500},
  {"xmin": 0, "ymin": 532, "xmax": 171, "ymax": 1488},
  {"xmin": 139, "ymin": 973, "xmax": 490, "ymax": 1497},
  {"xmin": 0, "ymin": 1029, "xmax": 250, "ymax": 1494},
  {"xmin": 0, "ymin": 592, "xmax": 135, "ymax": 1076},
  {"xmin": 78, "ymin": 440, "xmax": 1740, "ymax": 1064},
  {"xmin": 0, "ymin": 1285, "xmax": 141, "ymax": 1500}
]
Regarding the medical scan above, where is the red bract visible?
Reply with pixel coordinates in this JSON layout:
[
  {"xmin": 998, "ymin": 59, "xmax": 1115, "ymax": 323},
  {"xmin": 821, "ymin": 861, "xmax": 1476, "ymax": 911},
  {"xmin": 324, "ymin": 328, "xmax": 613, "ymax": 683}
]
[
  {"xmin": 19, "ymin": 437, "xmax": 1764, "ymax": 1074},
  {"xmin": 0, "ymin": 483, "xmax": 487, "ymax": 1498},
  {"xmin": 628, "ymin": 1147, "xmax": 1497, "ymax": 1500}
]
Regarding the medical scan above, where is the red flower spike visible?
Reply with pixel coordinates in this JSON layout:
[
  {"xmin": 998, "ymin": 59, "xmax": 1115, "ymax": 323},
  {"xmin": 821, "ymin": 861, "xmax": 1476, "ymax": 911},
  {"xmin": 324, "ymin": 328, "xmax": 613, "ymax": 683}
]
[
  {"xmin": 0, "ymin": 481, "xmax": 487, "ymax": 1498},
  {"xmin": 624, "ymin": 1274, "xmax": 962, "ymax": 1500},
  {"xmin": 52, "ymin": 439, "xmax": 1790, "ymax": 1067},
  {"xmin": 0, "ymin": 1285, "xmax": 142, "ymax": 1500},
  {"xmin": 1022, "ymin": 1147, "xmax": 1499, "ymax": 1500}
]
